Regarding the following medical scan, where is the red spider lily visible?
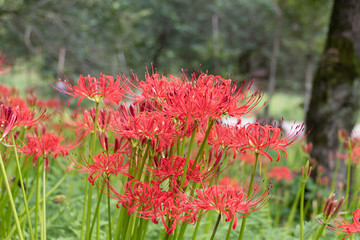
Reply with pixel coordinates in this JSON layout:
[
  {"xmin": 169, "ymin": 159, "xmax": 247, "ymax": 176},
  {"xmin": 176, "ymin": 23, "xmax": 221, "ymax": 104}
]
[
  {"xmin": 326, "ymin": 209, "xmax": 360, "ymax": 239},
  {"xmin": 115, "ymin": 180, "xmax": 195, "ymax": 234},
  {"xmin": 150, "ymin": 156, "xmax": 217, "ymax": 190},
  {"xmin": 234, "ymin": 122, "xmax": 306, "ymax": 162},
  {"xmin": 0, "ymin": 105, "xmax": 47, "ymax": 142},
  {"xmin": 0, "ymin": 105, "xmax": 18, "ymax": 141},
  {"xmin": 53, "ymin": 73, "xmax": 131, "ymax": 105},
  {"xmin": 13, "ymin": 107, "xmax": 48, "ymax": 129},
  {"xmin": 192, "ymin": 183, "xmax": 270, "ymax": 229},
  {"xmin": 198, "ymin": 122, "xmax": 239, "ymax": 158},
  {"xmin": 154, "ymin": 192, "xmax": 195, "ymax": 234},
  {"xmin": 137, "ymin": 72, "xmax": 182, "ymax": 102},
  {"xmin": 137, "ymin": 71, "xmax": 264, "ymax": 122},
  {"xmin": 116, "ymin": 180, "xmax": 161, "ymax": 216},
  {"xmin": 66, "ymin": 107, "xmax": 115, "ymax": 136},
  {"xmin": 114, "ymin": 104, "xmax": 183, "ymax": 152},
  {"xmin": 267, "ymin": 166, "xmax": 293, "ymax": 182},
  {"xmin": 73, "ymin": 153, "xmax": 133, "ymax": 185},
  {"xmin": 18, "ymin": 132, "xmax": 78, "ymax": 168},
  {"xmin": 0, "ymin": 51, "xmax": 11, "ymax": 75}
]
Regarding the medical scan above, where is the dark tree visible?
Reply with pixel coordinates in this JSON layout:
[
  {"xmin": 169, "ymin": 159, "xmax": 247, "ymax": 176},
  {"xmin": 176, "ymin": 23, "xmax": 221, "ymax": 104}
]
[{"xmin": 306, "ymin": 0, "xmax": 360, "ymax": 183}]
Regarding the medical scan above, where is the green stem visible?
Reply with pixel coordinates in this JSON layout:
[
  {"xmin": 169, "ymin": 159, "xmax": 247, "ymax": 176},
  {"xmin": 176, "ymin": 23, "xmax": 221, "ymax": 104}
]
[
  {"xmin": 42, "ymin": 161, "xmax": 47, "ymax": 240},
  {"xmin": 11, "ymin": 131, "xmax": 35, "ymax": 240},
  {"xmin": 238, "ymin": 153, "xmax": 259, "ymax": 240},
  {"xmin": 86, "ymin": 102, "xmax": 100, "ymax": 240},
  {"xmin": 193, "ymin": 119, "xmax": 214, "ymax": 168},
  {"xmin": 0, "ymin": 153, "xmax": 24, "ymax": 240},
  {"xmin": 107, "ymin": 182, "xmax": 112, "ymax": 240},
  {"xmin": 90, "ymin": 187, "xmax": 104, "ymax": 237},
  {"xmin": 6, "ymin": 174, "xmax": 67, "ymax": 239},
  {"xmin": 314, "ymin": 223, "xmax": 326, "ymax": 240},
  {"xmin": 192, "ymin": 215, "xmax": 202, "ymax": 240},
  {"xmin": 226, "ymin": 218, "xmax": 234, "ymax": 240},
  {"xmin": 180, "ymin": 121, "xmax": 197, "ymax": 187},
  {"xmin": 300, "ymin": 181, "xmax": 306, "ymax": 240},
  {"xmin": 285, "ymin": 182, "xmax": 302, "ymax": 228},
  {"xmin": 210, "ymin": 213, "xmax": 222, "ymax": 240},
  {"xmin": 35, "ymin": 160, "xmax": 42, "ymax": 240}
]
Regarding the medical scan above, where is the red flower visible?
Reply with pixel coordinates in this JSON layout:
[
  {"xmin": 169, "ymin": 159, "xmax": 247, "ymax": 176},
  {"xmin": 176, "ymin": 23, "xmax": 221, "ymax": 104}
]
[
  {"xmin": 19, "ymin": 132, "xmax": 77, "ymax": 168},
  {"xmin": 234, "ymin": 122, "xmax": 306, "ymax": 162},
  {"xmin": 161, "ymin": 73, "xmax": 263, "ymax": 121},
  {"xmin": 67, "ymin": 107, "xmax": 115, "ymax": 136},
  {"xmin": 150, "ymin": 156, "xmax": 217, "ymax": 190},
  {"xmin": 193, "ymin": 184, "xmax": 270, "ymax": 229},
  {"xmin": 267, "ymin": 166, "xmax": 293, "ymax": 182},
  {"xmin": 73, "ymin": 153, "xmax": 133, "ymax": 185},
  {"xmin": 114, "ymin": 104, "xmax": 183, "ymax": 152},
  {"xmin": 54, "ymin": 73, "xmax": 130, "ymax": 105},
  {"xmin": 115, "ymin": 180, "xmax": 195, "ymax": 234},
  {"xmin": 0, "ymin": 105, "xmax": 47, "ymax": 141},
  {"xmin": 326, "ymin": 209, "xmax": 360, "ymax": 239},
  {"xmin": 0, "ymin": 105, "xmax": 17, "ymax": 141}
]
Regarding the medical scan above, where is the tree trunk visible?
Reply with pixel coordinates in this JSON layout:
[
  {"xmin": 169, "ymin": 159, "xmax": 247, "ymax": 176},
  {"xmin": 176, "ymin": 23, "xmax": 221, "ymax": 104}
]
[
  {"xmin": 305, "ymin": 0, "xmax": 360, "ymax": 187},
  {"xmin": 264, "ymin": 2, "xmax": 282, "ymax": 119}
]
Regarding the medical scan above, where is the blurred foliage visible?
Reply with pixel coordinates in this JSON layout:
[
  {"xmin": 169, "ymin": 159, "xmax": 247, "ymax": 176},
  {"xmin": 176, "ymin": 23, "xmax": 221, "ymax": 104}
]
[{"xmin": 0, "ymin": 0, "xmax": 332, "ymax": 92}]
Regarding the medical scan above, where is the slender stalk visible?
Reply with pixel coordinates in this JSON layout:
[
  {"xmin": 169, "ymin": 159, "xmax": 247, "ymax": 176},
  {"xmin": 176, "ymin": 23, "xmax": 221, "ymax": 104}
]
[
  {"xmin": 86, "ymin": 102, "xmax": 100, "ymax": 240},
  {"xmin": 107, "ymin": 180, "xmax": 112, "ymax": 240},
  {"xmin": 285, "ymin": 181, "xmax": 302, "ymax": 228},
  {"xmin": 42, "ymin": 160, "xmax": 47, "ymax": 240},
  {"xmin": 180, "ymin": 121, "xmax": 197, "ymax": 187},
  {"xmin": 11, "ymin": 131, "xmax": 35, "ymax": 240},
  {"xmin": 0, "ymin": 153, "xmax": 24, "ymax": 240},
  {"xmin": 300, "ymin": 180, "xmax": 306, "ymax": 240},
  {"xmin": 193, "ymin": 119, "xmax": 214, "ymax": 167},
  {"xmin": 210, "ymin": 213, "xmax": 222, "ymax": 240},
  {"xmin": 238, "ymin": 153, "xmax": 259, "ymax": 240},
  {"xmin": 226, "ymin": 218, "xmax": 234, "ymax": 240},
  {"xmin": 6, "ymin": 174, "xmax": 67, "ymax": 239},
  {"xmin": 314, "ymin": 224, "xmax": 326, "ymax": 240},
  {"xmin": 35, "ymin": 159, "xmax": 42, "ymax": 240},
  {"xmin": 89, "ymin": 187, "xmax": 103, "ymax": 238},
  {"xmin": 192, "ymin": 215, "xmax": 202, "ymax": 240}
]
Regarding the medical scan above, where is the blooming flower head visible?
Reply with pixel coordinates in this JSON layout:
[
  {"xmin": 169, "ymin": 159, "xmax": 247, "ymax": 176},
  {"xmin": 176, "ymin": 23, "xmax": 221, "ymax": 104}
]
[
  {"xmin": 193, "ymin": 183, "xmax": 270, "ymax": 229},
  {"xmin": 0, "ymin": 104, "xmax": 47, "ymax": 142},
  {"xmin": 67, "ymin": 107, "xmax": 115, "ymax": 137},
  {"xmin": 114, "ymin": 103, "xmax": 183, "ymax": 152},
  {"xmin": 150, "ymin": 156, "xmax": 217, "ymax": 190},
  {"xmin": 19, "ymin": 132, "xmax": 77, "ymax": 168},
  {"xmin": 326, "ymin": 209, "xmax": 360, "ymax": 239},
  {"xmin": 0, "ymin": 105, "xmax": 17, "ymax": 141},
  {"xmin": 267, "ymin": 166, "xmax": 293, "ymax": 182},
  {"xmin": 73, "ymin": 153, "xmax": 133, "ymax": 185},
  {"xmin": 115, "ymin": 179, "xmax": 194, "ymax": 234},
  {"xmin": 54, "ymin": 73, "xmax": 130, "ymax": 105},
  {"xmin": 234, "ymin": 122, "xmax": 306, "ymax": 162}
]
